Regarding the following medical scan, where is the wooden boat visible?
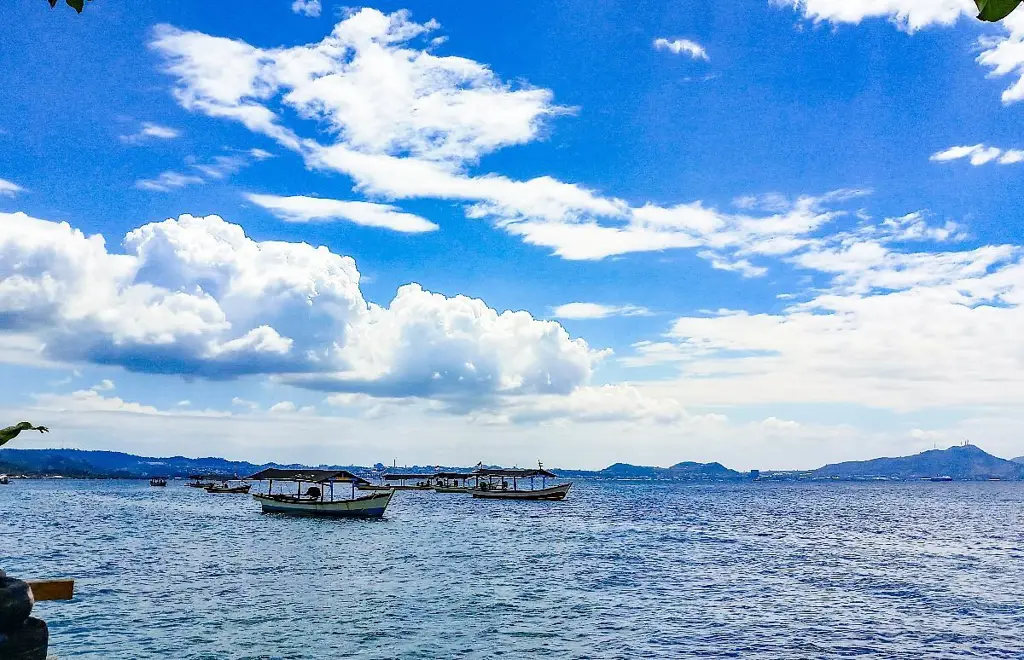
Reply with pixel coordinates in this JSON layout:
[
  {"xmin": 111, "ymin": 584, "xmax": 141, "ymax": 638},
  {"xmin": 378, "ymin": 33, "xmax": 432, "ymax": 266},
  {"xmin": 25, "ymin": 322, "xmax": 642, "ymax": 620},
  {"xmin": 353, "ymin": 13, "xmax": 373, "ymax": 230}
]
[
  {"xmin": 382, "ymin": 473, "xmax": 435, "ymax": 490},
  {"xmin": 149, "ymin": 477, "xmax": 167, "ymax": 487},
  {"xmin": 205, "ymin": 480, "xmax": 251, "ymax": 494},
  {"xmin": 0, "ymin": 474, "xmax": 9, "ymax": 485},
  {"xmin": 248, "ymin": 468, "xmax": 394, "ymax": 518},
  {"xmin": 433, "ymin": 471, "xmax": 473, "ymax": 493},
  {"xmin": 185, "ymin": 474, "xmax": 219, "ymax": 488},
  {"xmin": 469, "ymin": 464, "xmax": 572, "ymax": 501}
]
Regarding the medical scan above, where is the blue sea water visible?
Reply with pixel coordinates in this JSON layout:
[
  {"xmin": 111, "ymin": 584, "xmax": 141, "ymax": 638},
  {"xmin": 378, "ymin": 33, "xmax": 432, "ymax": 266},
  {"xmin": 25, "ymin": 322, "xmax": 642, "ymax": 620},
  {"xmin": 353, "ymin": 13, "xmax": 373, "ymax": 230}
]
[{"xmin": 3, "ymin": 479, "xmax": 1024, "ymax": 659}]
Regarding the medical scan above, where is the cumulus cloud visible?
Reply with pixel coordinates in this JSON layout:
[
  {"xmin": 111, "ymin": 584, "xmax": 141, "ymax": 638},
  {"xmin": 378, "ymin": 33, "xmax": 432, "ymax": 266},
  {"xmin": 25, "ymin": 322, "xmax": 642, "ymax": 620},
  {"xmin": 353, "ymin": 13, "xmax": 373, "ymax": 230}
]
[
  {"xmin": 552, "ymin": 303, "xmax": 652, "ymax": 320},
  {"xmin": 931, "ymin": 143, "xmax": 1024, "ymax": 165},
  {"xmin": 245, "ymin": 193, "xmax": 438, "ymax": 233},
  {"xmin": 0, "ymin": 178, "xmax": 26, "ymax": 197},
  {"xmin": 120, "ymin": 122, "xmax": 180, "ymax": 145},
  {"xmin": 291, "ymin": 0, "xmax": 321, "ymax": 17},
  {"xmin": 653, "ymin": 37, "xmax": 709, "ymax": 60},
  {"xmin": 91, "ymin": 379, "xmax": 115, "ymax": 391},
  {"xmin": 0, "ymin": 211, "xmax": 605, "ymax": 404}
]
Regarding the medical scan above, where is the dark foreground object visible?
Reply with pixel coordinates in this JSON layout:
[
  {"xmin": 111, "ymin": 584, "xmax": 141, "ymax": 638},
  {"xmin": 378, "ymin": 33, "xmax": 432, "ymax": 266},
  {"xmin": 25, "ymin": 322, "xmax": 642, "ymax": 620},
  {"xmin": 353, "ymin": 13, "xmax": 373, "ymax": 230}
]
[
  {"xmin": 0, "ymin": 570, "xmax": 47, "ymax": 660},
  {"xmin": 0, "ymin": 617, "xmax": 48, "ymax": 660}
]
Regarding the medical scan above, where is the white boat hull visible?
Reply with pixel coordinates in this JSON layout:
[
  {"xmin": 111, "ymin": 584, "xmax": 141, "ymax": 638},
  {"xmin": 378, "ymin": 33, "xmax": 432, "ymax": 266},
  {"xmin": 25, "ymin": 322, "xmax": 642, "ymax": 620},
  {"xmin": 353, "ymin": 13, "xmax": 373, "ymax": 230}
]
[
  {"xmin": 253, "ymin": 491, "xmax": 393, "ymax": 518},
  {"xmin": 471, "ymin": 483, "xmax": 571, "ymax": 501}
]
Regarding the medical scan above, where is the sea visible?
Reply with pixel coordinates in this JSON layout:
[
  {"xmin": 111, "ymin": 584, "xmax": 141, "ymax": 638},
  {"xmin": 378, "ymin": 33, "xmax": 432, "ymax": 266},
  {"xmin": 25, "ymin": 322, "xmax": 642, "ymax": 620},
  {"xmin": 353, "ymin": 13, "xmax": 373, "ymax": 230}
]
[{"xmin": 2, "ymin": 479, "xmax": 1024, "ymax": 659}]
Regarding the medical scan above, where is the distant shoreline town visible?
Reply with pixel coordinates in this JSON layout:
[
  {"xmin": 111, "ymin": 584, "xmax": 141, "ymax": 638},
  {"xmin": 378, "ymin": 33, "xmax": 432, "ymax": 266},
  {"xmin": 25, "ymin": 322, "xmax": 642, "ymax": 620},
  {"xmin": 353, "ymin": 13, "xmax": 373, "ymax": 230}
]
[{"xmin": 2, "ymin": 444, "xmax": 1023, "ymax": 482}]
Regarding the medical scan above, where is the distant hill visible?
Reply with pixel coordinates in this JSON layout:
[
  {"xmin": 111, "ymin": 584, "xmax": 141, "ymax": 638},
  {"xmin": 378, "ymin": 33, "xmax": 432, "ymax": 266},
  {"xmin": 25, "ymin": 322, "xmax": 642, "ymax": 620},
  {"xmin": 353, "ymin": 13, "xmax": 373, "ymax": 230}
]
[
  {"xmin": 1013, "ymin": 456, "xmax": 1024, "ymax": 465},
  {"xmin": 0, "ymin": 449, "xmax": 355, "ymax": 479},
  {"xmin": 599, "ymin": 461, "xmax": 744, "ymax": 480},
  {"xmin": 813, "ymin": 445, "xmax": 1024, "ymax": 481}
]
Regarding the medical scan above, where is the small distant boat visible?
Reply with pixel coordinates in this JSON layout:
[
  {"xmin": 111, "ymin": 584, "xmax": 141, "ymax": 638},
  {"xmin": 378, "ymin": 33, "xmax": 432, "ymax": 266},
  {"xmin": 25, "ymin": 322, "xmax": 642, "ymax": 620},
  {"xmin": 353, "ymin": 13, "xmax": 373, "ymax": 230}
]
[
  {"xmin": 0, "ymin": 474, "xmax": 9, "ymax": 485},
  {"xmin": 185, "ymin": 474, "xmax": 218, "ymax": 488},
  {"xmin": 382, "ymin": 473, "xmax": 435, "ymax": 490},
  {"xmin": 149, "ymin": 477, "xmax": 167, "ymax": 487},
  {"xmin": 930, "ymin": 475, "xmax": 954, "ymax": 482},
  {"xmin": 205, "ymin": 480, "xmax": 251, "ymax": 494},
  {"xmin": 248, "ymin": 468, "xmax": 393, "ymax": 518},
  {"xmin": 470, "ymin": 463, "xmax": 572, "ymax": 501}
]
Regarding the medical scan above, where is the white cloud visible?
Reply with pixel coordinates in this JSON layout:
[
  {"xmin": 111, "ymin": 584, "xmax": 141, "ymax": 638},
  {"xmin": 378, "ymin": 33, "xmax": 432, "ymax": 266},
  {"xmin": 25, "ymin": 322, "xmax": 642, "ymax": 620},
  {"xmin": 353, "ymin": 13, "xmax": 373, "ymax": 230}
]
[
  {"xmin": 136, "ymin": 150, "xmax": 270, "ymax": 192},
  {"xmin": 269, "ymin": 400, "xmax": 297, "ymax": 413},
  {"xmin": 0, "ymin": 211, "xmax": 605, "ymax": 404},
  {"xmin": 551, "ymin": 303, "xmax": 652, "ymax": 320},
  {"xmin": 121, "ymin": 122, "xmax": 180, "ymax": 144},
  {"xmin": 148, "ymin": 11, "xmax": 897, "ymax": 271},
  {"xmin": 776, "ymin": 1, "xmax": 1024, "ymax": 104},
  {"xmin": 627, "ymin": 241, "xmax": 1024, "ymax": 411},
  {"xmin": 135, "ymin": 171, "xmax": 204, "ymax": 192},
  {"xmin": 231, "ymin": 397, "xmax": 259, "ymax": 410},
  {"xmin": 931, "ymin": 143, "xmax": 1024, "ymax": 166},
  {"xmin": 245, "ymin": 193, "xmax": 438, "ymax": 233},
  {"xmin": 91, "ymin": 379, "xmax": 115, "ymax": 391},
  {"xmin": 653, "ymin": 37, "xmax": 709, "ymax": 60},
  {"xmin": 33, "ymin": 389, "xmax": 229, "ymax": 418},
  {"xmin": 177, "ymin": 400, "xmax": 191, "ymax": 406},
  {"xmin": 0, "ymin": 178, "xmax": 26, "ymax": 197},
  {"xmin": 291, "ymin": 0, "xmax": 321, "ymax": 17}
]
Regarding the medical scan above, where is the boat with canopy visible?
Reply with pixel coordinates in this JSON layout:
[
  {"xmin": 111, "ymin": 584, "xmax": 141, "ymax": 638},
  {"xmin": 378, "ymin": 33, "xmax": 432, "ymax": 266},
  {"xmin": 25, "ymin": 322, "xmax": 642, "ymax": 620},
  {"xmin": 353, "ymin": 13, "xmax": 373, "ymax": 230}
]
[
  {"xmin": 433, "ymin": 471, "xmax": 474, "ymax": 493},
  {"xmin": 381, "ymin": 473, "xmax": 435, "ymax": 490},
  {"xmin": 247, "ymin": 468, "xmax": 393, "ymax": 518},
  {"xmin": 470, "ymin": 463, "xmax": 571, "ymax": 500},
  {"xmin": 185, "ymin": 474, "xmax": 224, "ymax": 488},
  {"xmin": 205, "ymin": 478, "xmax": 251, "ymax": 494}
]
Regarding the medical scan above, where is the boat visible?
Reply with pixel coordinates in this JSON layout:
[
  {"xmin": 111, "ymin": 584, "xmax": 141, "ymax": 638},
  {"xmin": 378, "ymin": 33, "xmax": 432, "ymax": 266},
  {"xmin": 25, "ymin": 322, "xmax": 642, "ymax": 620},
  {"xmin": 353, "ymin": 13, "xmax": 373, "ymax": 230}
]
[
  {"xmin": 149, "ymin": 477, "xmax": 167, "ymax": 487},
  {"xmin": 0, "ymin": 474, "xmax": 9, "ymax": 485},
  {"xmin": 930, "ymin": 475, "xmax": 954, "ymax": 482},
  {"xmin": 205, "ymin": 480, "xmax": 251, "ymax": 494},
  {"xmin": 248, "ymin": 468, "xmax": 394, "ymax": 518},
  {"xmin": 433, "ymin": 471, "xmax": 473, "ymax": 493},
  {"xmin": 185, "ymin": 474, "xmax": 219, "ymax": 488},
  {"xmin": 469, "ymin": 463, "xmax": 571, "ymax": 501},
  {"xmin": 381, "ymin": 473, "xmax": 435, "ymax": 490}
]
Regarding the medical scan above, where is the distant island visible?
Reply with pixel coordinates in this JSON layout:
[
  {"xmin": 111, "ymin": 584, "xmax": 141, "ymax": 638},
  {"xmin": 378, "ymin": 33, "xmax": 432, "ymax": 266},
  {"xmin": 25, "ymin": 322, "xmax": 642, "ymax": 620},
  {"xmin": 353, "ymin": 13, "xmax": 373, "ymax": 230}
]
[{"xmin": 1, "ymin": 443, "xmax": 1021, "ymax": 481}]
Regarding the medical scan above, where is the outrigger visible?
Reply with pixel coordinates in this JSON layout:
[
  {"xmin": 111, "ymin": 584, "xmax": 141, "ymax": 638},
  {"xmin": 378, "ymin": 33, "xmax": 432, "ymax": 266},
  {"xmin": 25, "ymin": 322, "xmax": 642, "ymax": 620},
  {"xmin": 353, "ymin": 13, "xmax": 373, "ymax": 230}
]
[
  {"xmin": 470, "ymin": 462, "xmax": 571, "ymax": 501},
  {"xmin": 247, "ymin": 468, "xmax": 394, "ymax": 518}
]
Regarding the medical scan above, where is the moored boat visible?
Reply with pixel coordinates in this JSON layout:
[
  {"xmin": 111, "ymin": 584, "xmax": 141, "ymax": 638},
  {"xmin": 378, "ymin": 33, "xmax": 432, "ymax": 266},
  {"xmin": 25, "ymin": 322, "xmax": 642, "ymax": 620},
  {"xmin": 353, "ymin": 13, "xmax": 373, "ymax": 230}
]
[
  {"xmin": 433, "ymin": 471, "xmax": 473, "ymax": 493},
  {"xmin": 149, "ymin": 477, "xmax": 167, "ymax": 487},
  {"xmin": 185, "ymin": 474, "xmax": 220, "ymax": 488},
  {"xmin": 0, "ymin": 474, "xmax": 9, "ymax": 485},
  {"xmin": 248, "ymin": 468, "xmax": 394, "ymax": 518},
  {"xmin": 469, "ymin": 463, "xmax": 571, "ymax": 501},
  {"xmin": 205, "ymin": 480, "xmax": 251, "ymax": 494},
  {"xmin": 382, "ymin": 473, "xmax": 436, "ymax": 490}
]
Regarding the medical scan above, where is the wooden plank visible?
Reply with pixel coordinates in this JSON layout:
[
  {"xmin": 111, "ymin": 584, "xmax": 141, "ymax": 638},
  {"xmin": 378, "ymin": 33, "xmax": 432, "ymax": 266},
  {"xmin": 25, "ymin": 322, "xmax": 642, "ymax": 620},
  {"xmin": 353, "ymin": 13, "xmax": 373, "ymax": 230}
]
[{"xmin": 26, "ymin": 579, "xmax": 74, "ymax": 601}]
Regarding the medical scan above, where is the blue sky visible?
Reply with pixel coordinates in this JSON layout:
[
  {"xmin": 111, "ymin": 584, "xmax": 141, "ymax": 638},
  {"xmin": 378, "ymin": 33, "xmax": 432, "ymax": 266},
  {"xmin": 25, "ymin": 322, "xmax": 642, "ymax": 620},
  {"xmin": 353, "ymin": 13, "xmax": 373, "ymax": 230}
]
[{"xmin": 0, "ymin": 0, "xmax": 1023, "ymax": 469}]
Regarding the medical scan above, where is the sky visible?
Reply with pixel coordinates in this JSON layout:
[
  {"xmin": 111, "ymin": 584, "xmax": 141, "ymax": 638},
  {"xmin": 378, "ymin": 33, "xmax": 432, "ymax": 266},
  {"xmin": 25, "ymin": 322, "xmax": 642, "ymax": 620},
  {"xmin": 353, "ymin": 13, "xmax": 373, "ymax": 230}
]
[{"xmin": 1, "ymin": 0, "xmax": 1023, "ymax": 470}]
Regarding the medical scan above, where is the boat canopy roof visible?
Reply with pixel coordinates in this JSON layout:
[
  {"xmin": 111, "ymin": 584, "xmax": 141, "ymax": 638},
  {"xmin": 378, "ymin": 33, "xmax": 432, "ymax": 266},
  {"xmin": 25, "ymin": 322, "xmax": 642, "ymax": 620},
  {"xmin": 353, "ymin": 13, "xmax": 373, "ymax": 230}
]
[
  {"xmin": 433, "ymin": 471, "xmax": 472, "ymax": 479},
  {"xmin": 247, "ymin": 468, "xmax": 370, "ymax": 484},
  {"xmin": 472, "ymin": 468, "xmax": 559, "ymax": 478},
  {"xmin": 384, "ymin": 473, "xmax": 434, "ymax": 481}
]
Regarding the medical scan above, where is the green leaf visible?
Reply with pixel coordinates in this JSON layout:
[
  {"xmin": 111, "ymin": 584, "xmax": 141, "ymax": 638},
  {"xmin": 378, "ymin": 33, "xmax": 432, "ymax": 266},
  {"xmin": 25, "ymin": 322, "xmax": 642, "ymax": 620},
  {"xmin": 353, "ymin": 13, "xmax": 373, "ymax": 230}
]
[{"xmin": 975, "ymin": 0, "xmax": 1023, "ymax": 21}]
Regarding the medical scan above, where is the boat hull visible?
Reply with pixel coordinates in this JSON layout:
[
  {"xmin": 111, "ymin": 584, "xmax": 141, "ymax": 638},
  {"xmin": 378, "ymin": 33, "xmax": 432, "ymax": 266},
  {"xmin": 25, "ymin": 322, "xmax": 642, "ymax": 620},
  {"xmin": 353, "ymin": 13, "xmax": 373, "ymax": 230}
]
[
  {"xmin": 356, "ymin": 484, "xmax": 396, "ymax": 492},
  {"xmin": 253, "ymin": 491, "xmax": 393, "ymax": 518},
  {"xmin": 471, "ymin": 483, "xmax": 571, "ymax": 501},
  {"xmin": 206, "ymin": 485, "xmax": 251, "ymax": 494},
  {"xmin": 434, "ymin": 486, "xmax": 470, "ymax": 493}
]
